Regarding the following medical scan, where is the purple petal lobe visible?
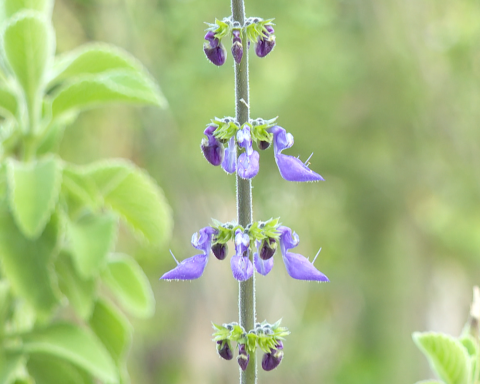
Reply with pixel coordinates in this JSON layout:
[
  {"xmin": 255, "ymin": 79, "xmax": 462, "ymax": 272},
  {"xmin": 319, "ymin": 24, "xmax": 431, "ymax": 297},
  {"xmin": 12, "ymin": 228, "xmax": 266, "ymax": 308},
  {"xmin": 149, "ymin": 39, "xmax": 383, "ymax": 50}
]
[
  {"xmin": 191, "ymin": 227, "xmax": 217, "ymax": 254},
  {"xmin": 222, "ymin": 136, "xmax": 237, "ymax": 174},
  {"xmin": 201, "ymin": 125, "xmax": 224, "ymax": 166},
  {"xmin": 231, "ymin": 252, "xmax": 253, "ymax": 281},
  {"xmin": 282, "ymin": 252, "xmax": 329, "ymax": 282},
  {"xmin": 237, "ymin": 151, "xmax": 259, "ymax": 179},
  {"xmin": 204, "ymin": 34, "xmax": 227, "ymax": 66},
  {"xmin": 160, "ymin": 254, "xmax": 209, "ymax": 280},
  {"xmin": 237, "ymin": 344, "xmax": 250, "ymax": 371},
  {"xmin": 278, "ymin": 226, "xmax": 299, "ymax": 254},
  {"xmin": 255, "ymin": 36, "xmax": 276, "ymax": 58},
  {"xmin": 259, "ymin": 238, "xmax": 277, "ymax": 260},
  {"xmin": 254, "ymin": 250, "xmax": 274, "ymax": 276},
  {"xmin": 275, "ymin": 153, "xmax": 324, "ymax": 182},
  {"xmin": 268, "ymin": 125, "xmax": 324, "ymax": 182},
  {"xmin": 231, "ymin": 30, "xmax": 243, "ymax": 63}
]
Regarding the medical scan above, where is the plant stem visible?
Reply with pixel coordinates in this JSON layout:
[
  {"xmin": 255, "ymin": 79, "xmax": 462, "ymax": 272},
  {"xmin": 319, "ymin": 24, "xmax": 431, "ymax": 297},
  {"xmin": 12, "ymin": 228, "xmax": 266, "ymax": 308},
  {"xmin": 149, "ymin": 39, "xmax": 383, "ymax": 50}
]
[{"xmin": 231, "ymin": 0, "xmax": 256, "ymax": 383}]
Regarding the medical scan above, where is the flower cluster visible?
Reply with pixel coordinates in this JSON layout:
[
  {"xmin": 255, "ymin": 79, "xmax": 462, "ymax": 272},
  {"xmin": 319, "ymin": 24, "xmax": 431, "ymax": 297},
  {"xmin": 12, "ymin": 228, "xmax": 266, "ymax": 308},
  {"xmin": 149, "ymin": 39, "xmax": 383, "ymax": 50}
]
[
  {"xmin": 201, "ymin": 117, "xmax": 324, "ymax": 182},
  {"xmin": 213, "ymin": 320, "xmax": 290, "ymax": 372},
  {"xmin": 160, "ymin": 219, "xmax": 329, "ymax": 282},
  {"xmin": 203, "ymin": 17, "xmax": 276, "ymax": 66}
]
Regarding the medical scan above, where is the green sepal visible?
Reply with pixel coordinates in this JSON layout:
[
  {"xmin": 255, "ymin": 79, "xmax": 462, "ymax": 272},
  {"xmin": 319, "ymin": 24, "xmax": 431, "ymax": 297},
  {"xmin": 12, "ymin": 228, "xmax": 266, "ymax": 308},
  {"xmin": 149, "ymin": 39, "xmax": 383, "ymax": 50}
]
[
  {"xmin": 204, "ymin": 18, "xmax": 231, "ymax": 40},
  {"xmin": 245, "ymin": 18, "xmax": 275, "ymax": 43},
  {"xmin": 212, "ymin": 119, "xmax": 239, "ymax": 142}
]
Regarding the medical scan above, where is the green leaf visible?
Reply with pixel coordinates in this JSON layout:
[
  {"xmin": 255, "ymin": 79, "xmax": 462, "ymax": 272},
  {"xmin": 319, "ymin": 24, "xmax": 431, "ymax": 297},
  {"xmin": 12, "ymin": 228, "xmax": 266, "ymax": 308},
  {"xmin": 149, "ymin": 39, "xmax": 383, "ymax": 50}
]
[
  {"xmin": 0, "ymin": 353, "xmax": 26, "ymax": 384},
  {"xmin": 413, "ymin": 332, "xmax": 471, "ymax": 384},
  {"xmin": 6, "ymin": 156, "xmax": 62, "ymax": 239},
  {"xmin": 68, "ymin": 213, "xmax": 117, "ymax": 278},
  {"xmin": 2, "ymin": 11, "xmax": 54, "ymax": 109},
  {"xmin": 21, "ymin": 323, "xmax": 118, "ymax": 383},
  {"xmin": 49, "ymin": 43, "xmax": 160, "ymax": 87},
  {"xmin": 61, "ymin": 165, "xmax": 98, "ymax": 209},
  {"xmin": 0, "ymin": 204, "xmax": 60, "ymax": 317},
  {"xmin": 102, "ymin": 253, "xmax": 155, "ymax": 318},
  {"xmin": 460, "ymin": 336, "xmax": 479, "ymax": 384},
  {"xmin": 51, "ymin": 70, "xmax": 166, "ymax": 120},
  {"xmin": 0, "ymin": 86, "xmax": 18, "ymax": 118},
  {"xmin": 3, "ymin": 0, "xmax": 53, "ymax": 19},
  {"xmin": 55, "ymin": 251, "xmax": 95, "ymax": 320},
  {"xmin": 414, "ymin": 381, "xmax": 445, "ymax": 384},
  {"xmin": 89, "ymin": 299, "xmax": 132, "ymax": 363},
  {"xmin": 86, "ymin": 160, "xmax": 172, "ymax": 245},
  {"xmin": 27, "ymin": 354, "xmax": 93, "ymax": 384}
]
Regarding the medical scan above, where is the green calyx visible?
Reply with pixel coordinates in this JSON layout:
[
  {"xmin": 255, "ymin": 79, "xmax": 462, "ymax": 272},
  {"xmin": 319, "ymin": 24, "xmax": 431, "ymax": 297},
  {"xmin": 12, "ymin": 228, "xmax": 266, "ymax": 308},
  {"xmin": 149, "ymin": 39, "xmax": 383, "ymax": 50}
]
[
  {"xmin": 211, "ymin": 218, "xmax": 280, "ymax": 245},
  {"xmin": 205, "ymin": 16, "xmax": 275, "ymax": 44},
  {"xmin": 208, "ymin": 116, "xmax": 277, "ymax": 145},
  {"xmin": 212, "ymin": 319, "xmax": 290, "ymax": 355}
]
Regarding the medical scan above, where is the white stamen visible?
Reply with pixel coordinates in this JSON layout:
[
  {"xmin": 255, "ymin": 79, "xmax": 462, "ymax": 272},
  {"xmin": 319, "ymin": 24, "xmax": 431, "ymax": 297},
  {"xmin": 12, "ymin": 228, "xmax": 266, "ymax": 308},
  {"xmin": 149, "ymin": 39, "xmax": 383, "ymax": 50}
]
[
  {"xmin": 312, "ymin": 247, "xmax": 322, "ymax": 265},
  {"xmin": 305, "ymin": 152, "xmax": 314, "ymax": 165},
  {"xmin": 169, "ymin": 250, "xmax": 180, "ymax": 265},
  {"xmin": 240, "ymin": 98, "xmax": 250, "ymax": 108}
]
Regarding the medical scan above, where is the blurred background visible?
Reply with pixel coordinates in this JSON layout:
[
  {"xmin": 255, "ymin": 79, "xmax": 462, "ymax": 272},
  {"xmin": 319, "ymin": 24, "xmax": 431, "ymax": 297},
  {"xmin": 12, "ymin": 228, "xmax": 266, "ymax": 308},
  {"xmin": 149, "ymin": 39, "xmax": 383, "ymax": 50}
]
[{"xmin": 52, "ymin": 0, "xmax": 480, "ymax": 382}]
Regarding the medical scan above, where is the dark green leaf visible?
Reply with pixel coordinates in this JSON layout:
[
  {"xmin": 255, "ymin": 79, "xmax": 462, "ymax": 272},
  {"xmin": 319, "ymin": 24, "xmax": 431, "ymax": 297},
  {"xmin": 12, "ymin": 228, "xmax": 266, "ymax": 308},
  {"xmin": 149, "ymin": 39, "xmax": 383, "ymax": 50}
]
[{"xmin": 27, "ymin": 354, "xmax": 93, "ymax": 384}]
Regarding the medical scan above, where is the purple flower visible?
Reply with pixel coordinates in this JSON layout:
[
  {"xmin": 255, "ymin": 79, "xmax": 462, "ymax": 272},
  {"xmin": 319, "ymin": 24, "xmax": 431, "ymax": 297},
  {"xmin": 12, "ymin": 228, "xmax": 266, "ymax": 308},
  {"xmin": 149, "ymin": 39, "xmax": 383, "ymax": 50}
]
[
  {"xmin": 160, "ymin": 227, "xmax": 218, "ymax": 280},
  {"xmin": 237, "ymin": 126, "xmax": 259, "ymax": 179},
  {"xmin": 268, "ymin": 125, "xmax": 324, "ymax": 182},
  {"xmin": 231, "ymin": 29, "xmax": 243, "ymax": 64},
  {"xmin": 204, "ymin": 31, "xmax": 227, "ymax": 66},
  {"xmin": 217, "ymin": 340, "xmax": 233, "ymax": 360},
  {"xmin": 262, "ymin": 348, "xmax": 284, "ymax": 371},
  {"xmin": 254, "ymin": 240, "xmax": 274, "ymax": 276},
  {"xmin": 255, "ymin": 25, "xmax": 276, "ymax": 58},
  {"xmin": 212, "ymin": 242, "xmax": 228, "ymax": 260},
  {"xmin": 277, "ymin": 226, "xmax": 329, "ymax": 281},
  {"xmin": 201, "ymin": 125, "xmax": 224, "ymax": 166},
  {"xmin": 222, "ymin": 136, "xmax": 237, "ymax": 174},
  {"xmin": 230, "ymin": 229, "xmax": 253, "ymax": 281},
  {"xmin": 237, "ymin": 344, "xmax": 250, "ymax": 371}
]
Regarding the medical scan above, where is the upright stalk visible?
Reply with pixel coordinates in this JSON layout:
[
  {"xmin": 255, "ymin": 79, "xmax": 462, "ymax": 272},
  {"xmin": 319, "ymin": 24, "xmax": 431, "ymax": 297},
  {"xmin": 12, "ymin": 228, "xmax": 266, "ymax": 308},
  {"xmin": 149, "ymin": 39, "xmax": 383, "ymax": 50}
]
[{"xmin": 231, "ymin": 0, "xmax": 256, "ymax": 383}]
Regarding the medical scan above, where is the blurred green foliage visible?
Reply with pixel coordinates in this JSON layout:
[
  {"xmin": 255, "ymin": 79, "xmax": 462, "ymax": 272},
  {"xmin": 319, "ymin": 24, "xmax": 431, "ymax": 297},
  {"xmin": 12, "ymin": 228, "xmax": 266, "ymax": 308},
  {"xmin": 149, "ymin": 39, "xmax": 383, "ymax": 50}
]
[{"xmin": 3, "ymin": 0, "xmax": 479, "ymax": 383}]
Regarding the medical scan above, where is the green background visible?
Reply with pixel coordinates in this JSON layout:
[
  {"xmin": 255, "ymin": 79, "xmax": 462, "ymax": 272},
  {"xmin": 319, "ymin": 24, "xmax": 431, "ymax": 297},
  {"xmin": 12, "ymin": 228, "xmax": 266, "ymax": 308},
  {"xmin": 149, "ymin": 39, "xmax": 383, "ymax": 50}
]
[{"xmin": 52, "ymin": 0, "xmax": 480, "ymax": 382}]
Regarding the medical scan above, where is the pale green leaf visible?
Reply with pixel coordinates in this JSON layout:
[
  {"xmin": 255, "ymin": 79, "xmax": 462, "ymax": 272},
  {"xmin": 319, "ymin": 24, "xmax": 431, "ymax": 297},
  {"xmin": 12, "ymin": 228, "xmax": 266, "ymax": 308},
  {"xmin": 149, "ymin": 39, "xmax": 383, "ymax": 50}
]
[
  {"xmin": 49, "ymin": 43, "xmax": 160, "ymax": 89},
  {"xmin": 86, "ymin": 160, "xmax": 172, "ymax": 245},
  {"xmin": 27, "ymin": 354, "xmax": 93, "ymax": 384},
  {"xmin": 6, "ymin": 156, "xmax": 62, "ymax": 239},
  {"xmin": 51, "ymin": 71, "xmax": 165, "ymax": 120},
  {"xmin": 414, "ymin": 381, "xmax": 445, "ymax": 384},
  {"xmin": 102, "ymin": 253, "xmax": 155, "ymax": 318},
  {"xmin": 0, "ymin": 280, "xmax": 11, "ymax": 331},
  {"xmin": 2, "ymin": 11, "xmax": 54, "ymax": 106},
  {"xmin": 3, "ymin": 0, "xmax": 53, "ymax": 19},
  {"xmin": 21, "ymin": 323, "xmax": 118, "ymax": 383},
  {"xmin": 55, "ymin": 251, "xmax": 95, "ymax": 320},
  {"xmin": 460, "ymin": 336, "xmax": 479, "ymax": 384},
  {"xmin": 0, "ymin": 86, "xmax": 17, "ymax": 118},
  {"xmin": 0, "ymin": 204, "xmax": 60, "ymax": 317},
  {"xmin": 89, "ymin": 299, "xmax": 132, "ymax": 363},
  {"xmin": 61, "ymin": 165, "xmax": 98, "ymax": 209},
  {"xmin": 413, "ymin": 332, "xmax": 471, "ymax": 384},
  {"xmin": 68, "ymin": 213, "xmax": 117, "ymax": 278},
  {"xmin": 0, "ymin": 353, "xmax": 26, "ymax": 384}
]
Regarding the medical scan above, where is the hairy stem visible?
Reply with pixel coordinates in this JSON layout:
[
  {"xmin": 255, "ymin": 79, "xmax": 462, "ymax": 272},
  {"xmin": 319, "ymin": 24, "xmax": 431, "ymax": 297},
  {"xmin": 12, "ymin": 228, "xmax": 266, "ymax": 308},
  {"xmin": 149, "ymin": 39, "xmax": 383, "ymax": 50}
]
[{"xmin": 231, "ymin": 0, "xmax": 256, "ymax": 383}]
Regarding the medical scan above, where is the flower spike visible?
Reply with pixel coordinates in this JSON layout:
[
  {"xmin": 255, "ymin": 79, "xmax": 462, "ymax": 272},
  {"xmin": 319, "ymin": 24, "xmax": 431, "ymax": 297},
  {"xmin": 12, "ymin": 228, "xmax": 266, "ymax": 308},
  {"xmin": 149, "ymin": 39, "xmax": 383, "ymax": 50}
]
[
  {"xmin": 160, "ymin": 227, "xmax": 218, "ymax": 280},
  {"xmin": 268, "ymin": 125, "xmax": 324, "ymax": 182}
]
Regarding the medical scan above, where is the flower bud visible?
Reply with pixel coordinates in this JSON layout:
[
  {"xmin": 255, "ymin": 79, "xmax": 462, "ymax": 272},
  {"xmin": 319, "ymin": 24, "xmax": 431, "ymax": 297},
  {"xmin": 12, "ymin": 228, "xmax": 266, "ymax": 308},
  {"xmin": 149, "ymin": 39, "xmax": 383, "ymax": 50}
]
[
  {"xmin": 261, "ymin": 349, "xmax": 284, "ymax": 371},
  {"xmin": 257, "ymin": 140, "xmax": 271, "ymax": 150},
  {"xmin": 212, "ymin": 242, "xmax": 228, "ymax": 260},
  {"xmin": 217, "ymin": 340, "xmax": 233, "ymax": 360},
  {"xmin": 255, "ymin": 25, "xmax": 276, "ymax": 58},
  {"xmin": 201, "ymin": 125, "xmax": 224, "ymax": 166},
  {"xmin": 259, "ymin": 238, "xmax": 277, "ymax": 260},
  {"xmin": 204, "ymin": 31, "xmax": 227, "ymax": 66},
  {"xmin": 237, "ymin": 344, "xmax": 250, "ymax": 371},
  {"xmin": 231, "ymin": 30, "xmax": 243, "ymax": 64}
]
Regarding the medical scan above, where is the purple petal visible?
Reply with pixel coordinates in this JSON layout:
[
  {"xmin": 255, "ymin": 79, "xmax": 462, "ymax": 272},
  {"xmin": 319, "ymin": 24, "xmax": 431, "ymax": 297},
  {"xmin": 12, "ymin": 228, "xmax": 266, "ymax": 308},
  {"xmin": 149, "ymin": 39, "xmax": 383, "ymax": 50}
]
[
  {"xmin": 191, "ymin": 227, "xmax": 217, "ymax": 254},
  {"xmin": 261, "ymin": 349, "xmax": 283, "ymax": 371},
  {"xmin": 222, "ymin": 136, "xmax": 237, "ymax": 174},
  {"xmin": 217, "ymin": 340, "xmax": 233, "ymax": 360},
  {"xmin": 201, "ymin": 125, "xmax": 224, "ymax": 166},
  {"xmin": 255, "ymin": 36, "xmax": 276, "ymax": 58},
  {"xmin": 231, "ymin": 30, "xmax": 243, "ymax": 63},
  {"xmin": 282, "ymin": 252, "xmax": 329, "ymax": 282},
  {"xmin": 237, "ymin": 151, "xmax": 259, "ymax": 179},
  {"xmin": 278, "ymin": 226, "xmax": 299, "ymax": 254},
  {"xmin": 237, "ymin": 126, "xmax": 253, "ymax": 155},
  {"xmin": 231, "ymin": 253, "xmax": 254, "ymax": 281},
  {"xmin": 268, "ymin": 125, "xmax": 324, "ymax": 182},
  {"xmin": 275, "ymin": 153, "xmax": 324, "ymax": 182},
  {"xmin": 160, "ymin": 254, "xmax": 209, "ymax": 280},
  {"xmin": 254, "ymin": 250, "xmax": 274, "ymax": 276},
  {"xmin": 204, "ymin": 34, "xmax": 227, "ymax": 66}
]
